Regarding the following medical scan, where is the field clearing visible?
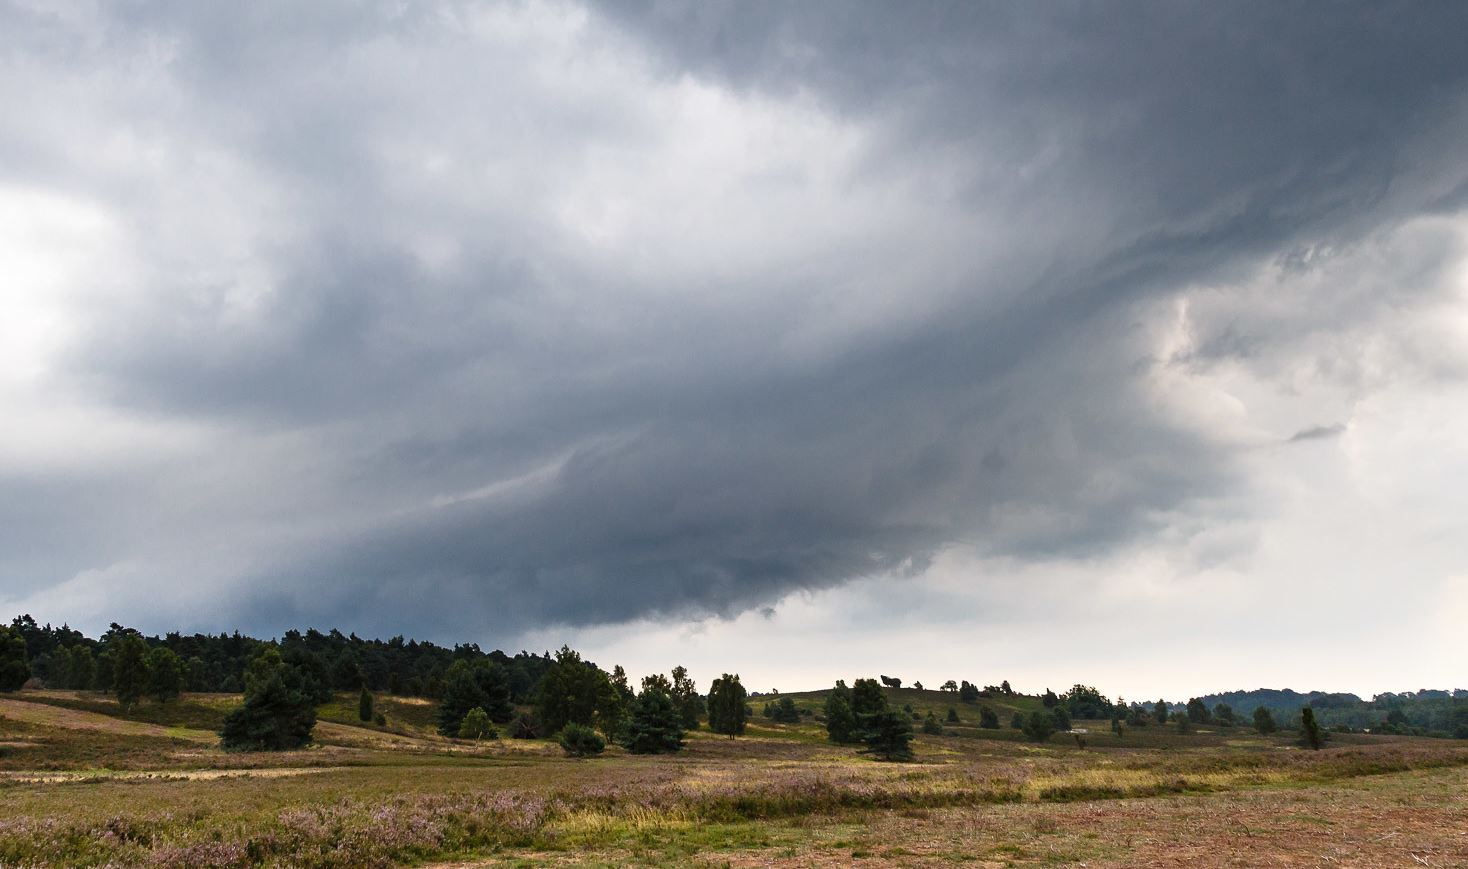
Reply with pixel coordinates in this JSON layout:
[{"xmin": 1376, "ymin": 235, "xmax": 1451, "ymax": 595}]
[{"xmin": 2, "ymin": 690, "xmax": 1467, "ymax": 867}]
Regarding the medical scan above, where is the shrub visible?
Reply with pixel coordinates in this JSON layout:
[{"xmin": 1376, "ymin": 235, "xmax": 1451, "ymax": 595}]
[
  {"xmin": 979, "ymin": 706, "xmax": 1000, "ymax": 729},
  {"xmin": 1011, "ymin": 712, "xmax": 1025, "ymax": 730},
  {"xmin": 921, "ymin": 712, "xmax": 943, "ymax": 734},
  {"xmin": 946, "ymin": 707, "xmax": 960, "ymax": 723},
  {"xmin": 559, "ymin": 722, "xmax": 606, "ymax": 756},
  {"xmin": 358, "ymin": 685, "xmax": 374, "ymax": 722},
  {"xmin": 1023, "ymin": 710, "xmax": 1056, "ymax": 743},
  {"xmin": 458, "ymin": 707, "xmax": 496, "ymax": 740},
  {"xmin": 373, "ymin": 712, "xmax": 386, "ymax": 726}
]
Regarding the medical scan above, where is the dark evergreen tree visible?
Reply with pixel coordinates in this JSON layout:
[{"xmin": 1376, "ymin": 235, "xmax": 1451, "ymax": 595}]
[
  {"xmin": 1023, "ymin": 710, "xmax": 1056, "ymax": 742},
  {"xmin": 1175, "ymin": 710, "xmax": 1193, "ymax": 734},
  {"xmin": 946, "ymin": 707, "xmax": 960, "ymax": 723},
  {"xmin": 1051, "ymin": 705, "xmax": 1072, "ymax": 731},
  {"xmin": 621, "ymin": 688, "xmax": 685, "ymax": 754},
  {"xmin": 1041, "ymin": 688, "xmax": 1058, "ymax": 707},
  {"xmin": 851, "ymin": 678, "xmax": 887, "ymax": 716},
  {"xmin": 0, "ymin": 626, "xmax": 29, "ymax": 692},
  {"xmin": 921, "ymin": 711, "xmax": 943, "ymax": 734},
  {"xmin": 1253, "ymin": 706, "xmax": 1277, "ymax": 734},
  {"xmin": 1213, "ymin": 703, "xmax": 1236, "ymax": 725},
  {"xmin": 559, "ymin": 722, "xmax": 605, "ymax": 756},
  {"xmin": 1300, "ymin": 707, "xmax": 1324, "ymax": 750},
  {"xmin": 979, "ymin": 706, "xmax": 1000, "ymax": 729},
  {"xmin": 358, "ymin": 685, "xmax": 374, "ymax": 722},
  {"xmin": 148, "ymin": 646, "xmax": 185, "ymax": 703},
  {"xmin": 707, "ymin": 673, "xmax": 748, "ymax": 738},
  {"xmin": 958, "ymin": 681, "xmax": 980, "ymax": 704},
  {"xmin": 1186, "ymin": 697, "xmax": 1213, "ymax": 724},
  {"xmin": 824, "ymin": 680, "xmax": 860, "ymax": 744},
  {"xmin": 109, "ymin": 631, "xmax": 151, "ymax": 710},
  {"xmin": 537, "ymin": 646, "xmax": 619, "ymax": 735},
  {"xmin": 437, "ymin": 659, "xmax": 489, "ymax": 736},
  {"xmin": 670, "ymin": 665, "xmax": 705, "ymax": 730},
  {"xmin": 1153, "ymin": 700, "xmax": 1170, "ymax": 724},
  {"xmin": 1011, "ymin": 711, "xmax": 1025, "ymax": 729},
  {"xmin": 219, "ymin": 649, "xmax": 317, "ymax": 750},
  {"xmin": 864, "ymin": 709, "xmax": 915, "ymax": 760}
]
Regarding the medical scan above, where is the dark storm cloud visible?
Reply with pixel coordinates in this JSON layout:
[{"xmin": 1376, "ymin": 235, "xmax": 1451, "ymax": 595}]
[
  {"xmin": 1288, "ymin": 423, "xmax": 1347, "ymax": 444},
  {"xmin": 4, "ymin": 1, "xmax": 1468, "ymax": 640}
]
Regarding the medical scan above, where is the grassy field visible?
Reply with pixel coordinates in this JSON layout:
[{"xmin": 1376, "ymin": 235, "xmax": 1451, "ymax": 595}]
[{"xmin": 2, "ymin": 689, "xmax": 1466, "ymax": 867}]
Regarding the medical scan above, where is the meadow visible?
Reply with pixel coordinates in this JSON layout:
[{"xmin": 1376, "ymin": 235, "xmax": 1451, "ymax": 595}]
[{"xmin": 1, "ymin": 687, "xmax": 1466, "ymax": 867}]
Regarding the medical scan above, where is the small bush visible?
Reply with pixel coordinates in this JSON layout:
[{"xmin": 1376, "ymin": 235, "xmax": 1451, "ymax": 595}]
[
  {"xmin": 458, "ymin": 707, "xmax": 496, "ymax": 740},
  {"xmin": 559, "ymin": 722, "xmax": 606, "ymax": 757}
]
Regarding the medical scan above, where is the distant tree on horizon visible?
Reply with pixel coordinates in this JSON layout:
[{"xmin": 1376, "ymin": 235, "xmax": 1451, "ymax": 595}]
[
  {"xmin": 1253, "ymin": 705, "xmax": 1277, "ymax": 734},
  {"xmin": 0, "ymin": 626, "xmax": 30, "ymax": 692},
  {"xmin": 148, "ymin": 647, "xmax": 185, "ymax": 704},
  {"xmin": 1154, "ymin": 700, "xmax": 1170, "ymax": 724},
  {"xmin": 824, "ymin": 680, "xmax": 860, "ymax": 744},
  {"xmin": 109, "ymin": 631, "xmax": 151, "ymax": 710}
]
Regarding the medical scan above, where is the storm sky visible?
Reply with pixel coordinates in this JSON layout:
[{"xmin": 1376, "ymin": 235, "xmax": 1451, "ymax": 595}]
[{"xmin": 4, "ymin": 1, "xmax": 1468, "ymax": 697}]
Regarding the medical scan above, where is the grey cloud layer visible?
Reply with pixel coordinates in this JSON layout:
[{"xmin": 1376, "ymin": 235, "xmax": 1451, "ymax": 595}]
[{"xmin": 3, "ymin": 2, "xmax": 1467, "ymax": 640}]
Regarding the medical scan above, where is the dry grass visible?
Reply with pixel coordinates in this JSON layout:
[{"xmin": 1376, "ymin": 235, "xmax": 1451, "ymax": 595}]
[{"xmin": 1, "ymin": 689, "xmax": 1466, "ymax": 867}]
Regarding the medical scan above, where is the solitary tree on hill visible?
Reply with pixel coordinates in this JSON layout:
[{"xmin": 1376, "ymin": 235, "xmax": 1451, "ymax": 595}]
[
  {"xmin": 707, "ymin": 673, "xmax": 748, "ymax": 738},
  {"xmin": 219, "ymin": 649, "xmax": 317, "ymax": 751},
  {"xmin": 1300, "ymin": 707, "xmax": 1325, "ymax": 750},
  {"xmin": 358, "ymin": 685, "xmax": 374, "ymax": 722}
]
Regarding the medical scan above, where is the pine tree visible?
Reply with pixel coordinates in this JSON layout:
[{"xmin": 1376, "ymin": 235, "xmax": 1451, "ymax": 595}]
[
  {"xmin": 621, "ymin": 688, "xmax": 685, "ymax": 754},
  {"xmin": 707, "ymin": 673, "xmax": 748, "ymax": 738},
  {"xmin": 1023, "ymin": 710, "xmax": 1056, "ymax": 742},
  {"xmin": 1253, "ymin": 706, "xmax": 1277, "ymax": 734},
  {"xmin": 358, "ymin": 685, "xmax": 374, "ymax": 722},
  {"xmin": 1153, "ymin": 699, "xmax": 1170, "ymax": 724},
  {"xmin": 921, "ymin": 711, "xmax": 943, "ymax": 734},
  {"xmin": 219, "ymin": 650, "xmax": 317, "ymax": 751},
  {"xmin": 670, "ymin": 665, "xmax": 705, "ymax": 730},
  {"xmin": 979, "ymin": 706, "xmax": 1000, "ymax": 729},
  {"xmin": 864, "ymin": 709, "xmax": 915, "ymax": 760},
  {"xmin": 110, "ymin": 632, "xmax": 151, "ymax": 710},
  {"xmin": 0, "ymin": 626, "xmax": 29, "ymax": 692},
  {"xmin": 437, "ymin": 660, "xmax": 489, "ymax": 736},
  {"xmin": 1300, "ymin": 707, "xmax": 1324, "ymax": 750},
  {"xmin": 148, "ymin": 647, "xmax": 185, "ymax": 703},
  {"xmin": 824, "ymin": 680, "xmax": 859, "ymax": 743}
]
